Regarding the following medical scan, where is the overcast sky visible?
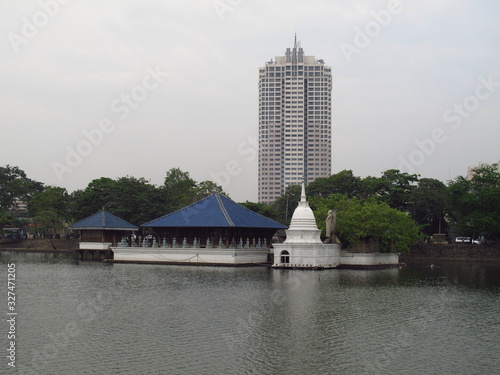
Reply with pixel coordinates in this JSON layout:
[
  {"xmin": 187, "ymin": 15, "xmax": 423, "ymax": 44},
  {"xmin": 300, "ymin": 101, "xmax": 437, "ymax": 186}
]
[{"xmin": 1, "ymin": 0, "xmax": 499, "ymax": 202}]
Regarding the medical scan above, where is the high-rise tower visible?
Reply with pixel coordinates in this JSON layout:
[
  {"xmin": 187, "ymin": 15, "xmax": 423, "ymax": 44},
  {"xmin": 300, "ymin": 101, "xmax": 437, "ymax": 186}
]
[{"xmin": 258, "ymin": 37, "xmax": 332, "ymax": 203}]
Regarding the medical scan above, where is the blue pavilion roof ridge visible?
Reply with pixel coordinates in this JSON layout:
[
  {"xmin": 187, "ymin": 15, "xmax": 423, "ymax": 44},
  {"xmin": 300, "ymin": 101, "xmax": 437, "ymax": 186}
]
[
  {"xmin": 141, "ymin": 194, "xmax": 218, "ymax": 227},
  {"xmin": 68, "ymin": 210, "xmax": 138, "ymax": 230},
  {"xmin": 217, "ymin": 194, "xmax": 288, "ymax": 228},
  {"xmin": 215, "ymin": 194, "xmax": 234, "ymax": 227},
  {"xmin": 142, "ymin": 193, "xmax": 287, "ymax": 229}
]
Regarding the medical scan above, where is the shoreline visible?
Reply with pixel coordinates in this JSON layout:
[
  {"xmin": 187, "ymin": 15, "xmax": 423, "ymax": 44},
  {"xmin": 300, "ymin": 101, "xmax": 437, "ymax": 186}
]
[
  {"xmin": 400, "ymin": 256, "xmax": 500, "ymax": 263},
  {"xmin": 2, "ymin": 242, "xmax": 500, "ymax": 263},
  {"xmin": 0, "ymin": 238, "xmax": 79, "ymax": 251},
  {"xmin": 0, "ymin": 248, "xmax": 76, "ymax": 253},
  {"xmin": 400, "ymin": 243, "xmax": 500, "ymax": 263}
]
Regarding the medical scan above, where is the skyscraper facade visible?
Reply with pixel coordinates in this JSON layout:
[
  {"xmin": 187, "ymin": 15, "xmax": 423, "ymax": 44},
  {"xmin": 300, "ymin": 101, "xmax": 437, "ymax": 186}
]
[{"xmin": 258, "ymin": 38, "xmax": 332, "ymax": 203}]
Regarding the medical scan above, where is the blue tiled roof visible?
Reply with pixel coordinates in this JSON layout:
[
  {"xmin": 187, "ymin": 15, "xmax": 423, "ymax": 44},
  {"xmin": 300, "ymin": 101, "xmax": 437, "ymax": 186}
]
[
  {"xmin": 69, "ymin": 211, "xmax": 138, "ymax": 231},
  {"xmin": 143, "ymin": 194, "xmax": 287, "ymax": 229}
]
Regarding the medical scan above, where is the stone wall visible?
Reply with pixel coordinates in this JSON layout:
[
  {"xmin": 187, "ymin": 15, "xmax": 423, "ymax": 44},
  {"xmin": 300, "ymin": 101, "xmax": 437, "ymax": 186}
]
[
  {"xmin": 401, "ymin": 243, "xmax": 500, "ymax": 262},
  {"xmin": 0, "ymin": 239, "xmax": 79, "ymax": 250},
  {"xmin": 348, "ymin": 238, "xmax": 380, "ymax": 253}
]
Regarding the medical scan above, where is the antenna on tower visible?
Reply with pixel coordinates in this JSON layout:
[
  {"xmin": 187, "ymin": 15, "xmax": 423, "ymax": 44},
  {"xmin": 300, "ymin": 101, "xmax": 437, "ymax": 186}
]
[{"xmin": 294, "ymin": 33, "xmax": 301, "ymax": 50}]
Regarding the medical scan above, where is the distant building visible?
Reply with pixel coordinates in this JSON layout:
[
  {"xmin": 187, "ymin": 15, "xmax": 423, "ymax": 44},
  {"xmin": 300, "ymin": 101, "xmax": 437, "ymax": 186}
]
[
  {"xmin": 258, "ymin": 36, "xmax": 332, "ymax": 203},
  {"xmin": 467, "ymin": 161, "xmax": 500, "ymax": 180},
  {"xmin": 11, "ymin": 199, "xmax": 28, "ymax": 213},
  {"xmin": 9, "ymin": 199, "xmax": 28, "ymax": 219}
]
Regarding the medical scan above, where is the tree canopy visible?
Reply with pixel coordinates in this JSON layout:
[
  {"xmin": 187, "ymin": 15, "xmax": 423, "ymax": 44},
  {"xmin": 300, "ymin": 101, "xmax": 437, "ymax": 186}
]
[
  {"xmin": 1, "ymin": 163, "xmax": 499, "ymax": 245},
  {"xmin": 307, "ymin": 170, "xmax": 362, "ymax": 198},
  {"xmin": 163, "ymin": 168, "xmax": 225, "ymax": 211},
  {"xmin": 0, "ymin": 165, "xmax": 43, "ymax": 212},
  {"xmin": 310, "ymin": 194, "xmax": 419, "ymax": 253},
  {"xmin": 69, "ymin": 177, "xmax": 171, "ymax": 226},
  {"xmin": 68, "ymin": 170, "xmax": 226, "ymax": 226},
  {"xmin": 272, "ymin": 184, "xmax": 302, "ymax": 226},
  {"xmin": 0, "ymin": 165, "xmax": 227, "ymax": 233},
  {"xmin": 29, "ymin": 186, "xmax": 70, "ymax": 236},
  {"xmin": 447, "ymin": 164, "xmax": 500, "ymax": 241},
  {"xmin": 408, "ymin": 178, "xmax": 448, "ymax": 236}
]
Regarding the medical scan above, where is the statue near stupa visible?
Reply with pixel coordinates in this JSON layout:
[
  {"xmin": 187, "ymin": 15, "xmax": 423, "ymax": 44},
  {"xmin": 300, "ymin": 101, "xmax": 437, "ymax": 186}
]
[{"xmin": 324, "ymin": 209, "xmax": 340, "ymax": 244}]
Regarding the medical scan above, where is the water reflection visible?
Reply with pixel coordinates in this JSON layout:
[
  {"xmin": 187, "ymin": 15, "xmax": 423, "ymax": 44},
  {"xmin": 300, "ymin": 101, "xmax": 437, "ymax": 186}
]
[
  {"xmin": 404, "ymin": 260, "xmax": 500, "ymax": 290},
  {"xmin": 1, "ymin": 252, "xmax": 499, "ymax": 375}
]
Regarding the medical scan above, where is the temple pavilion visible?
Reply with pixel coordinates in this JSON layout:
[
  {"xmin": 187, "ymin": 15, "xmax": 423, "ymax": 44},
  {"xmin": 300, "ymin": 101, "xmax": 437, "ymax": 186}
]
[
  {"xmin": 68, "ymin": 210, "xmax": 138, "ymax": 261},
  {"xmin": 111, "ymin": 194, "xmax": 287, "ymax": 265}
]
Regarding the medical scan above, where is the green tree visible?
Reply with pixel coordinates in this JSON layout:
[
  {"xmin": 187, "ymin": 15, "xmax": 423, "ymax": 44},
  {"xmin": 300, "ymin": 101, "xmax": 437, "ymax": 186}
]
[
  {"xmin": 67, "ymin": 170, "xmax": 228, "ymax": 226},
  {"xmin": 29, "ymin": 187, "xmax": 69, "ymax": 218},
  {"xmin": 163, "ymin": 168, "xmax": 197, "ymax": 210},
  {"xmin": 447, "ymin": 163, "xmax": 500, "ymax": 241},
  {"xmin": 34, "ymin": 210, "xmax": 66, "ymax": 237},
  {"xmin": 29, "ymin": 186, "xmax": 70, "ymax": 236},
  {"xmin": 408, "ymin": 178, "xmax": 448, "ymax": 237},
  {"xmin": 309, "ymin": 193, "xmax": 350, "ymax": 236},
  {"xmin": 272, "ymin": 184, "xmax": 302, "ymax": 225},
  {"xmin": 111, "ymin": 176, "xmax": 170, "ymax": 225},
  {"xmin": 0, "ymin": 165, "xmax": 43, "ymax": 212},
  {"xmin": 310, "ymin": 194, "xmax": 419, "ymax": 253},
  {"xmin": 69, "ymin": 177, "xmax": 118, "ymax": 220},
  {"xmin": 0, "ymin": 212, "xmax": 23, "ymax": 228},
  {"xmin": 69, "ymin": 177, "xmax": 170, "ymax": 225},
  {"xmin": 342, "ymin": 199, "xmax": 419, "ymax": 253},
  {"xmin": 370, "ymin": 169, "xmax": 419, "ymax": 211},
  {"xmin": 358, "ymin": 175, "xmax": 381, "ymax": 199},
  {"xmin": 239, "ymin": 201, "xmax": 280, "ymax": 222},
  {"xmin": 307, "ymin": 170, "xmax": 362, "ymax": 198},
  {"xmin": 306, "ymin": 169, "xmax": 419, "ymax": 208},
  {"xmin": 193, "ymin": 180, "xmax": 226, "ymax": 201}
]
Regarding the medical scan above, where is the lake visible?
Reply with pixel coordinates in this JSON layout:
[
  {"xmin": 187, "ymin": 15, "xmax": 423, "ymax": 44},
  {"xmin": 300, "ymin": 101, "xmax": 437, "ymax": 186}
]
[{"xmin": 2, "ymin": 251, "xmax": 499, "ymax": 375}]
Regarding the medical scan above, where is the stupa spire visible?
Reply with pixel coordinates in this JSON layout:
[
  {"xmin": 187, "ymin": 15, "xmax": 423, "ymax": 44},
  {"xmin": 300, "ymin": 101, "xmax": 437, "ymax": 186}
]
[
  {"xmin": 288, "ymin": 183, "xmax": 320, "ymax": 233},
  {"xmin": 300, "ymin": 182, "xmax": 306, "ymax": 202}
]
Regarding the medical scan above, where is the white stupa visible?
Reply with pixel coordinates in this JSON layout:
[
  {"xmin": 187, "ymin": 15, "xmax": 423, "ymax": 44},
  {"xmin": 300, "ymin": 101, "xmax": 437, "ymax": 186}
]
[{"xmin": 272, "ymin": 184, "xmax": 341, "ymax": 269}]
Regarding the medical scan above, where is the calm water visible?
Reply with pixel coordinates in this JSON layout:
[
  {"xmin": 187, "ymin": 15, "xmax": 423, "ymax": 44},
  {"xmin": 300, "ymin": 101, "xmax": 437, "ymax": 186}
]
[{"xmin": 2, "ymin": 251, "xmax": 500, "ymax": 375}]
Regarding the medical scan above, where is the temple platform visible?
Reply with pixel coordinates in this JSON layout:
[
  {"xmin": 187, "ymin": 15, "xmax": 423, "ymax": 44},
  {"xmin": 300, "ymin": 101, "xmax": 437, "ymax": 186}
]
[{"xmin": 111, "ymin": 245, "xmax": 270, "ymax": 265}]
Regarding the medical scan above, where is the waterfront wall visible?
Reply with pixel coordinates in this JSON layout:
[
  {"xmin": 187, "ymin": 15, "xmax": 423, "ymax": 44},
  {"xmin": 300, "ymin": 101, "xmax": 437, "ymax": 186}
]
[
  {"xmin": 340, "ymin": 251, "xmax": 399, "ymax": 268},
  {"xmin": 0, "ymin": 239, "xmax": 79, "ymax": 251},
  {"xmin": 401, "ymin": 243, "xmax": 500, "ymax": 262},
  {"xmin": 112, "ymin": 246, "xmax": 270, "ymax": 264}
]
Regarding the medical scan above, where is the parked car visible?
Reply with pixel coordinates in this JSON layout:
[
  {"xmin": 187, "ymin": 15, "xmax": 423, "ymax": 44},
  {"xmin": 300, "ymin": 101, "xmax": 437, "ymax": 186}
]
[{"xmin": 472, "ymin": 237, "xmax": 484, "ymax": 244}]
